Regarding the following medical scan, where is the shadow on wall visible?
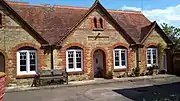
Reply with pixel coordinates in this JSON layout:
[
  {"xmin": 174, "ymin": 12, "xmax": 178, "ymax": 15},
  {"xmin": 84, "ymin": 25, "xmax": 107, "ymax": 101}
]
[{"xmin": 113, "ymin": 82, "xmax": 180, "ymax": 101}]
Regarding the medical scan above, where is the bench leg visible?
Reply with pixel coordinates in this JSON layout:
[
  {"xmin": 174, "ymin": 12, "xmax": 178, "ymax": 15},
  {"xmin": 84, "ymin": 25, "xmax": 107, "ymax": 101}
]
[
  {"xmin": 38, "ymin": 79, "xmax": 41, "ymax": 86},
  {"xmin": 66, "ymin": 77, "xmax": 68, "ymax": 85}
]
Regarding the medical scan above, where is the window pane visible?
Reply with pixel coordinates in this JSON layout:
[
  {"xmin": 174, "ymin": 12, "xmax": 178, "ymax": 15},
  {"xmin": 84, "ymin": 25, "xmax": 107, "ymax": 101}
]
[
  {"xmin": 77, "ymin": 63, "xmax": 81, "ymax": 68},
  {"xmin": 115, "ymin": 51, "xmax": 119, "ymax": 66},
  {"xmin": 68, "ymin": 51, "xmax": 73, "ymax": 58},
  {"xmin": 122, "ymin": 60, "xmax": 126, "ymax": 66},
  {"xmin": 153, "ymin": 59, "xmax": 156, "ymax": 64},
  {"xmin": 29, "ymin": 52, "xmax": 36, "ymax": 71},
  {"xmin": 30, "ymin": 59, "xmax": 35, "ymax": 64},
  {"xmin": 147, "ymin": 49, "xmax": 152, "ymax": 64},
  {"xmin": 68, "ymin": 51, "xmax": 74, "ymax": 69},
  {"xmin": 147, "ymin": 50, "xmax": 151, "ymax": 60},
  {"xmin": 20, "ymin": 52, "xmax": 26, "ymax": 59},
  {"xmin": 76, "ymin": 51, "xmax": 82, "ymax": 68},
  {"xmin": 152, "ymin": 49, "xmax": 157, "ymax": 64},
  {"xmin": 20, "ymin": 60, "xmax": 26, "ymax": 65},
  {"xmin": 115, "ymin": 62, "xmax": 119, "ymax": 66},
  {"xmin": 77, "ymin": 58, "xmax": 81, "ymax": 62},
  {"xmin": 68, "ymin": 64, "xmax": 73, "ymax": 69},
  {"xmin": 148, "ymin": 60, "xmax": 151, "ymax": 64},
  {"xmin": 115, "ymin": 51, "xmax": 119, "ymax": 57},
  {"xmin": 20, "ymin": 52, "xmax": 27, "ymax": 72},
  {"xmin": 121, "ymin": 50, "xmax": 126, "ymax": 66},
  {"xmin": 121, "ymin": 50, "xmax": 125, "ymax": 60},
  {"xmin": 20, "ymin": 66, "xmax": 26, "ymax": 71},
  {"xmin": 76, "ymin": 51, "xmax": 81, "ymax": 57},
  {"xmin": 30, "ymin": 65, "xmax": 36, "ymax": 71},
  {"xmin": 69, "ymin": 58, "xmax": 73, "ymax": 63}
]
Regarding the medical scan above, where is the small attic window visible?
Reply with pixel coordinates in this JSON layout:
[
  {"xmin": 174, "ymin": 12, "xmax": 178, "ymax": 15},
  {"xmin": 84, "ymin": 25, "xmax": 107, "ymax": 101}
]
[
  {"xmin": 99, "ymin": 18, "xmax": 103, "ymax": 28},
  {"xmin": 92, "ymin": 17, "xmax": 104, "ymax": 31},
  {"xmin": 93, "ymin": 17, "xmax": 97, "ymax": 28}
]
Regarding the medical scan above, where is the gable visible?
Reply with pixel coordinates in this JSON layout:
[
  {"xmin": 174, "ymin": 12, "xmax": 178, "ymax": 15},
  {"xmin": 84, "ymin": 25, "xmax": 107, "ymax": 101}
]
[
  {"xmin": 143, "ymin": 29, "xmax": 167, "ymax": 47},
  {"xmin": 141, "ymin": 22, "xmax": 173, "ymax": 45},
  {"xmin": 0, "ymin": 0, "xmax": 48, "ymax": 44},
  {"xmin": 62, "ymin": 9, "xmax": 129, "ymax": 47},
  {"xmin": 0, "ymin": 6, "xmax": 42, "ymax": 51},
  {"xmin": 56, "ymin": 1, "xmax": 136, "ymax": 45}
]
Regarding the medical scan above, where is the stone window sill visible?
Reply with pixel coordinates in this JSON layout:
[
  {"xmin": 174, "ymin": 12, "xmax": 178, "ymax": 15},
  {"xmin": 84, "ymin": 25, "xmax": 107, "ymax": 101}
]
[
  {"xmin": 93, "ymin": 28, "xmax": 104, "ymax": 31},
  {"xmin": 114, "ymin": 68, "xmax": 128, "ymax": 72}
]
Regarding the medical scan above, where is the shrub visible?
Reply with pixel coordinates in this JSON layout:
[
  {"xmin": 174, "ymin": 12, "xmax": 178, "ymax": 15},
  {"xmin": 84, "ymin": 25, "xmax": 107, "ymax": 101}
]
[
  {"xmin": 133, "ymin": 67, "xmax": 140, "ymax": 77},
  {"xmin": 147, "ymin": 64, "xmax": 159, "ymax": 75},
  {"xmin": 105, "ymin": 71, "xmax": 113, "ymax": 79}
]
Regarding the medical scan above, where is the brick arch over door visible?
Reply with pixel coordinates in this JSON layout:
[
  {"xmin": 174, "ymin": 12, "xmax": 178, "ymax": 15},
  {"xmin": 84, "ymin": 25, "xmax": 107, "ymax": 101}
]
[
  {"xmin": 10, "ymin": 43, "xmax": 45, "ymax": 76},
  {"xmin": 90, "ymin": 47, "xmax": 108, "ymax": 79},
  {"xmin": 60, "ymin": 43, "xmax": 87, "ymax": 73}
]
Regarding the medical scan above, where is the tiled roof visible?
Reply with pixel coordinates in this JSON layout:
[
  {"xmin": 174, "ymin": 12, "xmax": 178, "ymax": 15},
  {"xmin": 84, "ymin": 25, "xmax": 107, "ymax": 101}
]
[{"xmin": 8, "ymin": 1, "xmax": 152, "ymax": 44}]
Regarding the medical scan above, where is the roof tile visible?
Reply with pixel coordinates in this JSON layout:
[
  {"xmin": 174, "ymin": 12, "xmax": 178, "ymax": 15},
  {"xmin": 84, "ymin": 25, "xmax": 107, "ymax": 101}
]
[{"xmin": 8, "ymin": 1, "xmax": 151, "ymax": 44}]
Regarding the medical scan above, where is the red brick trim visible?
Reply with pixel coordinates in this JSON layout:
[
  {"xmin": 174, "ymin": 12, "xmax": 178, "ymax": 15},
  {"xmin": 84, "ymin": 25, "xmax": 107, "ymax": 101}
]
[
  {"xmin": 111, "ymin": 42, "xmax": 129, "ymax": 49},
  {"xmin": 0, "ymin": 49, "xmax": 7, "ymax": 73},
  {"xmin": 111, "ymin": 42, "xmax": 132, "ymax": 72},
  {"xmin": 145, "ymin": 42, "xmax": 158, "ymax": 48},
  {"xmin": 10, "ymin": 43, "xmax": 46, "ymax": 77},
  {"xmin": 90, "ymin": 47, "xmax": 108, "ymax": 80},
  {"xmin": 60, "ymin": 43, "xmax": 87, "ymax": 74},
  {"xmin": 0, "ymin": 74, "xmax": 6, "ymax": 101}
]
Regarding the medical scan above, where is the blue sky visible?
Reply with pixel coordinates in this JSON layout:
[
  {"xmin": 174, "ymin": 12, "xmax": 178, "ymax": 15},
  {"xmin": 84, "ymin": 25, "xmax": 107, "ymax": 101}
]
[{"xmin": 14, "ymin": 0, "xmax": 180, "ymax": 27}]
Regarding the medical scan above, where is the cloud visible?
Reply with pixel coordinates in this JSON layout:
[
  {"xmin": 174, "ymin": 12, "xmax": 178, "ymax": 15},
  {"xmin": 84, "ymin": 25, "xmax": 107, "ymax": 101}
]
[
  {"xmin": 121, "ymin": 6, "xmax": 142, "ymax": 11},
  {"xmin": 121, "ymin": 5, "xmax": 180, "ymax": 27}
]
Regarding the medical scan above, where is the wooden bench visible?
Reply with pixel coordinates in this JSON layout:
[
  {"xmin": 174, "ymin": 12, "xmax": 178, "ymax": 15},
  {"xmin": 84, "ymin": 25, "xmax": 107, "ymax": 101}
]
[{"xmin": 32, "ymin": 69, "xmax": 68, "ymax": 87}]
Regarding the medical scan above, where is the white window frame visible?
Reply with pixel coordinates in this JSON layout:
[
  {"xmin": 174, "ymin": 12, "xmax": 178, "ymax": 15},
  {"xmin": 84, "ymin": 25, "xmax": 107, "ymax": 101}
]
[
  {"xmin": 17, "ymin": 50, "xmax": 37, "ymax": 75},
  {"xmin": 113, "ymin": 48, "xmax": 128, "ymax": 69},
  {"xmin": 66, "ymin": 49, "xmax": 83, "ymax": 72},
  {"xmin": 147, "ymin": 48, "xmax": 158, "ymax": 67}
]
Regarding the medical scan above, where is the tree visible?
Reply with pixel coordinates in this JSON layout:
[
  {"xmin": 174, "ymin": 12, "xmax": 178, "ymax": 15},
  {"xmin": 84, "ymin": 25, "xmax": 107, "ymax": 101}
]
[{"xmin": 161, "ymin": 23, "xmax": 180, "ymax": 49}]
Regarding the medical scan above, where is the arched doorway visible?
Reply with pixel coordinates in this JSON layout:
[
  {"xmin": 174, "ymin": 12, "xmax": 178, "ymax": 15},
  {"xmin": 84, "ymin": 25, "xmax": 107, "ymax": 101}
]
[
  {"xmin": 93, "ymin": 49, "xmax": 106, "ymax": 78},
  {"xmin": 0, "ymin": 52, "xmax": 5, "ymax": 72}
]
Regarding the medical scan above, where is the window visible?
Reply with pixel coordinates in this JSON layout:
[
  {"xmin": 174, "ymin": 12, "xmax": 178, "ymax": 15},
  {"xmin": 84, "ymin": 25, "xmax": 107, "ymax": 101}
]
[
  {"xmin": 147, "ymin": 48, "xmax": 158, "ymax": 67},
  {"xmin": 93, "ymin": 17, "xmax": 97, "ymax": 28},
  {"xmin": 66, "ymin": 48, "xmax": 83, "ymax": 72},
  {"xmin": 114, "ymin": 47, "xmax": 127, "ymax": 69},
  {"xmin": 99, "ymin": 18, "xmax": 103, "ymax": 28},
  {"xmin": 17, "ymin": 49, "xmax": 37, "ymax": 75}
]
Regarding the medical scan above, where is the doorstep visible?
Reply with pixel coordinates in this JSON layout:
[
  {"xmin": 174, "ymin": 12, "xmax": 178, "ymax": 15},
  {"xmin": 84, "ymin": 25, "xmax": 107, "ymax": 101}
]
[{"xmin": 5, "ymin": 74, "xmax": 174, "ymax": 93}]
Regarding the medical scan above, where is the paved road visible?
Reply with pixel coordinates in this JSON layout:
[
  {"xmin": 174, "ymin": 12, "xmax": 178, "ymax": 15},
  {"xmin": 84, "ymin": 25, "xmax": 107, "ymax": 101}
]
[{"xmin": 4, "ymin": 76, "xmax": 180, "ymax": 101}]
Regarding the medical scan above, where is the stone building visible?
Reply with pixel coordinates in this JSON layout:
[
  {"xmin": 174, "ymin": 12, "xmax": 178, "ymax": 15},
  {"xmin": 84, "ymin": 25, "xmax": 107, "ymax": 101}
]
[{"xmin": 0, "ymin": 0, "xmax": 173, "ymax": 85}]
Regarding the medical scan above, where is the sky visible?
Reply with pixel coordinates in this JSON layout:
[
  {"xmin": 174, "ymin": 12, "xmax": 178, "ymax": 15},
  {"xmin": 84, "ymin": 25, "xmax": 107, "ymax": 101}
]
[{"xmin": 13, "ymin": 0, "xmax": 180, "ymax": 27}]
